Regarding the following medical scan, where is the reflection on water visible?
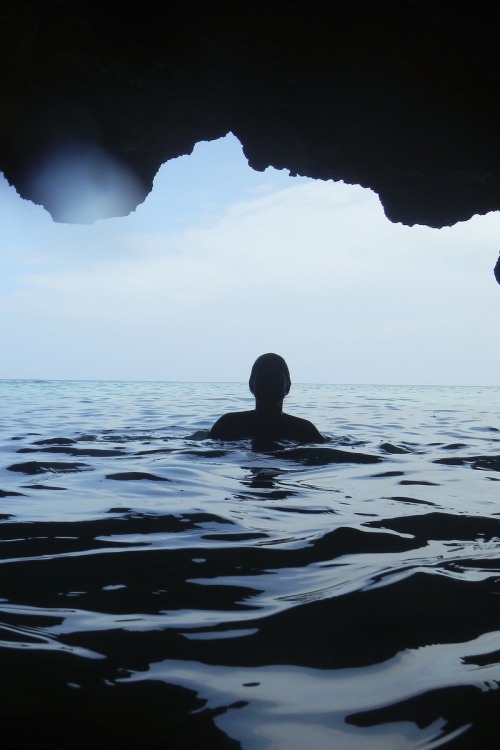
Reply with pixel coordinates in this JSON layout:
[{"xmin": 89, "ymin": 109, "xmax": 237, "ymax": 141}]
[{"xmin": 1, "ymin": 381, "xmax": 500, "ymax": 748}]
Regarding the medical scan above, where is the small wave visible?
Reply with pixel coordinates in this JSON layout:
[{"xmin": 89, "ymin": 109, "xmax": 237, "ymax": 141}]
[
  {"xmin": 368, "ymin": 511, "xmax": 500, "ymax": 542},
  {"xmin": 399, "ymin": 479, "xmax": 440, "ymax": 486},
  {"xmin": 7, "ymin": 461, "xmax": 91, "ymax": 475},
  {"xmin": 105, "ymin": 472, "xmax": 171, "ymax": 482},
  {"xmin": 18, "ymin": 446, "xmax": 126, "ymax": 457},
  {"xmin": 22, "ymin": 484, "xmax": 66, "ymax": 491},
  {"xmin": 278, "ymin": 447, "xmax": 383, "ymax": 465},
  {"xmin": 33, "ymin": 437, "xmax": 77, "ymax": 445},
  {"xmin": 387, "ymin": 495, "xmax": 435, "ymax": 506},
  {"xmin": 380, "ymin": 442, "xmax": 411, "ymax": 454},
  {"xmin": 434, "ymin": 454, "xmax": 500, "ymax": 471}
]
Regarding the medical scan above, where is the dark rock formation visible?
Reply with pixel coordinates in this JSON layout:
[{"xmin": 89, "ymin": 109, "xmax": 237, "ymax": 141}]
[
  {"xmin": 494, "ymin": 255, "xmax": 500, "ymax": 285},
  {"xmin": 1, "ymin": 0, "xmax": 500, "ymax": 233}
]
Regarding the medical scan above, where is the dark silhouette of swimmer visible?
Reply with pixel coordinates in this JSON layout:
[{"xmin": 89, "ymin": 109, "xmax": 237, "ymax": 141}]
[{"xmin": 208, "ymin": 353, "xmax": 325, "ymax": 443}]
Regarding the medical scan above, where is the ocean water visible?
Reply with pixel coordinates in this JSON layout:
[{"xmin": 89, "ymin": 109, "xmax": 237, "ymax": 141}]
[{"xmin": 1, "ymin": 380, "xmax": 500, "ymax": 749}]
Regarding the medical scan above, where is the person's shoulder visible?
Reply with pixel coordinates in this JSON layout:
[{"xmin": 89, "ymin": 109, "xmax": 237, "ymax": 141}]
[
  {"xmin": 208, "ymin": 411, "xmax": 255, "ymax": 440},
  {"xmin": 282, "ymin": 413, "xmax": 325, "ymax": 443}
]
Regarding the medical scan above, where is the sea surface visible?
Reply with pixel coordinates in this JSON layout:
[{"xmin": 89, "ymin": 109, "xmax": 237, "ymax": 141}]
[{"xmin": 2, "ymin": 380, "xmax": 500, "ymax": 749}]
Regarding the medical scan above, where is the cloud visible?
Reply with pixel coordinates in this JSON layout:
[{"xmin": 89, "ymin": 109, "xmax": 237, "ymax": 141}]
[{"xmin": 1, "ymin": 139, "xmax": 500, "ymax": 383}]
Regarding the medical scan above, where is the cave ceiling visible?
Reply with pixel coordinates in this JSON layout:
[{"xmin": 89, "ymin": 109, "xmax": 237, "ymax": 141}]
[{"xmin": 1, "ymin": 0, "xmax": 500, "ymax": 236}]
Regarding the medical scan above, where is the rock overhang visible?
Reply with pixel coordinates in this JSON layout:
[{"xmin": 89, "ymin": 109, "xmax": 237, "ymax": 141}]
[{"xmin": 1, "ymin": 0, "xmax": 499, "ymax": 240}]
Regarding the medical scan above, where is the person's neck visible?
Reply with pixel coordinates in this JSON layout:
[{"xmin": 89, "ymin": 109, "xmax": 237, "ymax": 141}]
[{"xmin": 255, "ymin": 399, "xmax": 283, "ymax": 420}]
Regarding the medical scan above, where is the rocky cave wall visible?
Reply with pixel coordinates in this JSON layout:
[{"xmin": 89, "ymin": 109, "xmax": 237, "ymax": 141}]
[{"xmin": 1, "ymin": 0, "xmax": 500, "ymax": 237}]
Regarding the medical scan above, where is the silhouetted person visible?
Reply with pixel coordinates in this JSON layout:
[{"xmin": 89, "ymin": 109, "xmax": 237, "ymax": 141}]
[{"xmin": 208, "ymin": 353, "xmax": 325, "ymax": 443}]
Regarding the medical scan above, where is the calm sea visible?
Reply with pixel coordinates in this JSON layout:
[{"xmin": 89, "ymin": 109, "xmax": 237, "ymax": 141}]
[{"xmin": 2, "ymin": 380, "xmax": 500, "ymax": 749}]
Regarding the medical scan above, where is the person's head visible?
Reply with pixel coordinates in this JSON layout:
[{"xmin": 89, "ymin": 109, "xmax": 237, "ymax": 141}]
[{"xmin": 249, "ymin": 353, "xmax": 291, "ymax": 404}]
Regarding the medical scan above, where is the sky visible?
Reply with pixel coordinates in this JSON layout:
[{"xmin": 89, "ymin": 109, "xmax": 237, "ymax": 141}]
[{"xmin": 1, "ymin": 133, "xmax": 499, "ymax": 385}]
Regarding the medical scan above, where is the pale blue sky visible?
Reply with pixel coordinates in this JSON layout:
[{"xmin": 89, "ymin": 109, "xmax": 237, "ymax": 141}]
[{"xmin": 1, "ymin": 134, "xmax": 499, "ymax": 384}]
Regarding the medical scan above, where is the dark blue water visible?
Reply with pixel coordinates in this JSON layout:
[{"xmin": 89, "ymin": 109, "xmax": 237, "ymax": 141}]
[{"xmin": 1, "ymin": 380, "xmax": 500, "ymax": 749}]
